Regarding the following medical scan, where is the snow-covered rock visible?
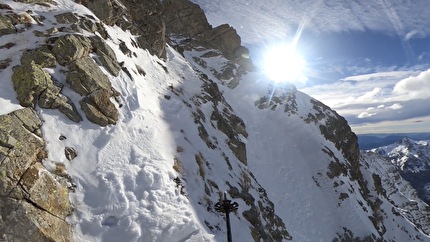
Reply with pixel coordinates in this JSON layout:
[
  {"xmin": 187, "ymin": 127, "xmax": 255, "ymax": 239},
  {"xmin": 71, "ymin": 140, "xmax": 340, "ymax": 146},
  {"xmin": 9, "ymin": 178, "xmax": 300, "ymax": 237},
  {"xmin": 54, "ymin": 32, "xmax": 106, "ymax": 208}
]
[{"xmin": 1, "ymin": 0, "xmax": 430, "ymax": 242}]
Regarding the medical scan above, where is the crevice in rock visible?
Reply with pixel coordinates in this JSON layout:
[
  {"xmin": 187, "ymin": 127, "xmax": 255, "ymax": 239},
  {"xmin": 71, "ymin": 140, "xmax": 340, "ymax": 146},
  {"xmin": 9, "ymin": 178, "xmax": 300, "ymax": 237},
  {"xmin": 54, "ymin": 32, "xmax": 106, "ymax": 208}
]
[{"xmin": 23, "ymin": 196, "xmax": 66, "ymax": 221}]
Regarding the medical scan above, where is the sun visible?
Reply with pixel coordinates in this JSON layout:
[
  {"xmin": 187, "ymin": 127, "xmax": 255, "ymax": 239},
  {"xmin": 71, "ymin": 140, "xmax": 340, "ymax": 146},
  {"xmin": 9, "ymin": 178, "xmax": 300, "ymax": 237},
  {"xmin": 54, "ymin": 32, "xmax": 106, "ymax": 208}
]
[{"xmin": 262, "ymin": 44, "xmax": 306, "ymax": 84}]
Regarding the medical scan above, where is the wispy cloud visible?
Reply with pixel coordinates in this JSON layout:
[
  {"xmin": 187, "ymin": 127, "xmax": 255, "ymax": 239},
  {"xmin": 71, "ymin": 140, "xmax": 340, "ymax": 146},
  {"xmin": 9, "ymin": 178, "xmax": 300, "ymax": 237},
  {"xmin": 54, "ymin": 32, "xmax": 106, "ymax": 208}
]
[
  {"xmin": 301, "ymin": 69, "xmax": 430, "ymax": 133},
  {"xmin": 192, "ymin": 0, "xmax": 430, "ymax": 44}
]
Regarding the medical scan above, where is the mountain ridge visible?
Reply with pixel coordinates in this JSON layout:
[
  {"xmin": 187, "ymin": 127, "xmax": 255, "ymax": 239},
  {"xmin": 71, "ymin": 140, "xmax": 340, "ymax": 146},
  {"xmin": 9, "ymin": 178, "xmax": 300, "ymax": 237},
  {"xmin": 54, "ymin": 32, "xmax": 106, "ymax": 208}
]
[{"xmin": 1, "ymin": 0, "xmax": 430, "ymax": 241}]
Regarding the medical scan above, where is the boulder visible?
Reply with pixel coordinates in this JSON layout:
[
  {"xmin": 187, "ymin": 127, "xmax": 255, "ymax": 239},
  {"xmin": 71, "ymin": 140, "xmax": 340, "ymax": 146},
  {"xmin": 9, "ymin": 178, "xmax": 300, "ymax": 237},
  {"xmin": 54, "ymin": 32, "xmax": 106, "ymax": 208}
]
[
  {"xmin": 11, "ymin": 60, "xmax": 82, "ymax": 122},
  {"xmin": 80, "ymin": 89, "xmax": 119, "ymax": 126},
  {"xmin": 0, "ymin": 108, "xmax": 72, "ymax": 242},
  {"xmin": 54, "ymin": 12, "xmax": 80, "ymax": 24},
  {"xmin": 58, "ymin": 101, "xmax": 83, "ymax": 123},
  {"xmin": 66, "ymin": 56, "xmax": 112, "ymax": 96},
  {"xmin": 90, "ymin": 35, "xmax": 121, "ymax": 76},
  {"xmin": 0, "ymin": 14, "xmax": 16, "ymax": 36},
  {"xmin": 12, "ymin": 61, "xmax": 55, "ymax": 107},
  {"xmin": 21, "ymin": 47, "xmax": 57, "ymax": 68},
  {"xmin": 52, "ymin": 34, "xmax": 92, "ymax": 66}
]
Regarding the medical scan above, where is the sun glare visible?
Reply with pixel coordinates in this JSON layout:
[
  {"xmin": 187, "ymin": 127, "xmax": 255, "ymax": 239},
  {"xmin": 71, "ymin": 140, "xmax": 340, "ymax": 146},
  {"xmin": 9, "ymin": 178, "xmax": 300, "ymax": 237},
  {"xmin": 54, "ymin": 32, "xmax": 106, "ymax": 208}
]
[{"xmin": 263, "ymin": 44, "xmax": 306, "ymax": 84}]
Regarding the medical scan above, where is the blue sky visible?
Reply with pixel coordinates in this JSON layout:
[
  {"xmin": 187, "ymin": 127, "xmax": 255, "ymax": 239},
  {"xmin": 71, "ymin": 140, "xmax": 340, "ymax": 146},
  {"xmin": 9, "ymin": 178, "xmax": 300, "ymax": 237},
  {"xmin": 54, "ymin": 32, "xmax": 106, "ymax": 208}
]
[{"xmin": 192, "ymin": 0, "xmax": 430, "ymax": 134}]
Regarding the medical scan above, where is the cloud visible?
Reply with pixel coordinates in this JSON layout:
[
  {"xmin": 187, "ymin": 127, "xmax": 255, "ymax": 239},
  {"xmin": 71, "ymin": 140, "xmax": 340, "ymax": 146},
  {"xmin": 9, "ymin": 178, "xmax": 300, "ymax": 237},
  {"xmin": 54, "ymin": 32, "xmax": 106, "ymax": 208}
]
[
  {"xmin": 358, "ymin": 112, "xmax": 377, "ymax": 119},
  {"xmin": 405, "ymin": 29, "xmax": 425, "ymax": 41},
  {"xmin": 387, "ymin": 103, "xmax": 402, "ymax": 110},
  {"xmin": 357, "ymin": 87, "xmax": 382, "ymax": 102},
  {"xmin": 351, "ymin": 115, "xmax": 430, "ymax": 134},
  {"xmin": 193, "ymin": 0, "xmax": 430, "ymax": 44},
  {"xmin": 393, "ymin": 69, "xmax": 430, "ymax": 99},
  {"xmin": 300, "ymin": 69, "xmax": 430, "ymax": 133}
]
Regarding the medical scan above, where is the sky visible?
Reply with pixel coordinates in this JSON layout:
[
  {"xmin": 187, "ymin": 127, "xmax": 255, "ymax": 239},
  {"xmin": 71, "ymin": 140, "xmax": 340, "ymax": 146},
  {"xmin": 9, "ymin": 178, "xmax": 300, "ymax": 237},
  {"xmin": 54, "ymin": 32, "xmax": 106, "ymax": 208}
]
[{"xmin": 191, "ymin": 0, "xmax": 430, "ymax": 134}]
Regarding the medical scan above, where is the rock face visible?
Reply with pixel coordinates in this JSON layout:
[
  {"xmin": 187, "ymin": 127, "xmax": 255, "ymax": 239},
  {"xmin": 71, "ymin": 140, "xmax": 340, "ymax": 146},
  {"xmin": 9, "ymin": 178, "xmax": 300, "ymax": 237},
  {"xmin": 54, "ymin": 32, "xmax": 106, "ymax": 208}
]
[
  {"xmin": 80, "ymin": 89, "xmax": 119, "ymax": 126},
  {"xmin": 0, "ymin": 108, "xmax": 72, "ymax": 241},
  {"xmin": 12, "ymin": 30, "xmax": 120, "ymax": 126},
  {"xmin": 162, "ymin": 0, "xmax": 211, "ymax": 36},
  {"xmin": 79, "ymin": 0, "xmax": 167, "ymax": 58},
  {"xmin": 52, "ymin": 34, "xmax": 92, "ymax": 66},
  {"xmin": 201, "ymin": 24, "xmax": 242, "ymax": 59},
  {"xmin": 162, "ymin": 0, "xmax": 254, "ymax": 88}
]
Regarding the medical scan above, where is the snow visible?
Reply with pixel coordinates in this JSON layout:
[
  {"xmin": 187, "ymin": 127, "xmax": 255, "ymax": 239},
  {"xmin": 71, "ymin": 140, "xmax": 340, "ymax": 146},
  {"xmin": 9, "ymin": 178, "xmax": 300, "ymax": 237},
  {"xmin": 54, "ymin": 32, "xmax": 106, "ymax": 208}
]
[
  {"xmin": 41, "ymin": 31, "xmax": 215, "ymax": 242},
  {"xmin": 2, "ymin": 1, "xmax": 430, "ymax": 242}
]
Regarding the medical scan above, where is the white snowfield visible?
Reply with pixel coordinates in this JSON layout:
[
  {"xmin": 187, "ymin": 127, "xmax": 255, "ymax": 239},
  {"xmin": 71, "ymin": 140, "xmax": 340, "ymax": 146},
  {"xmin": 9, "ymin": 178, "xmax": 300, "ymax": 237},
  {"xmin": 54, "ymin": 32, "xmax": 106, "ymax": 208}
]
[{"xmin": 1, "ymin": 1, "xmax": 430, "ymax": 242}]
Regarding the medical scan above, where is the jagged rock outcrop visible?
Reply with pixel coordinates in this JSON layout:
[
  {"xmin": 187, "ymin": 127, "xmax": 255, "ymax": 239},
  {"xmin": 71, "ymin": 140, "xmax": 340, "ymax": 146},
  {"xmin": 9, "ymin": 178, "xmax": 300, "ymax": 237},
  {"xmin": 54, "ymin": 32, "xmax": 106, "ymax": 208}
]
[
  {"xmin": 79, "ymin": 0, "xmax": 167, "ymax": 58},
  {"xmin": 12, "ymin": 61, "xmax": 57, "ymax": 107},
  {"xmin": 0, "ymin": 108, "xmax": 72, "ymax": 241},
  {"xmin": 201, "ymin": 24, "xmax": 241, "ymax": 59},
  {"xmin": 11, "ymin": 25, "xmax": 121, "ymax": 125},
  {"xmin": 162, "ymin": 0, "xmax": 254, "ymax": 88},
  {"xmin": 11, "ymin": 60, "xmax": 82, "ymax": 122},
  {"xmin": 162, "ymin": 0, "xmax": 243, "ymax": 60},
  {"xmin": 162, "ymin": 0, "xmax": 211, "ymax": 36}
]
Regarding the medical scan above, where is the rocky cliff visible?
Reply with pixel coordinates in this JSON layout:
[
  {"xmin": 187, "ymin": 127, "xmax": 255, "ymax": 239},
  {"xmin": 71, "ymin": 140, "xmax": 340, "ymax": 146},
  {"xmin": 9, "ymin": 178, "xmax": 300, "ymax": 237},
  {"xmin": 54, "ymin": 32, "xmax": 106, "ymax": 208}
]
[{"xmin": 1, "ymin": 0, "xmax": 430, "ymax": 241}]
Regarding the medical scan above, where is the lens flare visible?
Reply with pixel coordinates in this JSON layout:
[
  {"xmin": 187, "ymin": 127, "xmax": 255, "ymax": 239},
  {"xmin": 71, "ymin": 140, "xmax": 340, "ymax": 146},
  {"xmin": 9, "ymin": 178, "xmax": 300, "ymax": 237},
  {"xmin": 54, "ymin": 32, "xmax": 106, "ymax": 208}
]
[{"xmin": 263, "ymin": 44, "xmax": 306, "ymax": 84}]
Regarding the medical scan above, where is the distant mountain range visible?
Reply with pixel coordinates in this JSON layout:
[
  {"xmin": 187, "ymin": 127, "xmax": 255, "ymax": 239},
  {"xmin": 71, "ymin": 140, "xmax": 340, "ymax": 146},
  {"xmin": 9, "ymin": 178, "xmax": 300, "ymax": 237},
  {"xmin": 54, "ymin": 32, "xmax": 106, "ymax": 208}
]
[
  {"xmin": 358, "ymin": 133, "xmax": 430, "ymax": 150},
  {"xmin": 366, "ymin": 137, "xmax": 430, "ymax": 204}
]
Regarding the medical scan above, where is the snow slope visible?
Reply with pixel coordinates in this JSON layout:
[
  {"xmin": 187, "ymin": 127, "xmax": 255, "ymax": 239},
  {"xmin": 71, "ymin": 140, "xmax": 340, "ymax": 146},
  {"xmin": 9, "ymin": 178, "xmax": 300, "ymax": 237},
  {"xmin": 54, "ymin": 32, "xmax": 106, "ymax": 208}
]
[
  {"xmin": 2, "ymin": 1, "xmax": 430, "ymax": 241},
  {"xmin": 368, "ymin": 138, "xmax": 430, "ymax": 206},
  {"xmin": 183, "ymin": 48, "xmax": 430, "ymax": 241}
]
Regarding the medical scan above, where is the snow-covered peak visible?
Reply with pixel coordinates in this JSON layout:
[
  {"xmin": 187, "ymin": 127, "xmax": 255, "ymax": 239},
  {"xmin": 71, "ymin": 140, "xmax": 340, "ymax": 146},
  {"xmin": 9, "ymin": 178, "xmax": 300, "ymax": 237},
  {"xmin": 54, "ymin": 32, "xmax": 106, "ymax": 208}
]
[{"xmin": 370, "ymin": 137, "xmax": 430, "ymax": 171}]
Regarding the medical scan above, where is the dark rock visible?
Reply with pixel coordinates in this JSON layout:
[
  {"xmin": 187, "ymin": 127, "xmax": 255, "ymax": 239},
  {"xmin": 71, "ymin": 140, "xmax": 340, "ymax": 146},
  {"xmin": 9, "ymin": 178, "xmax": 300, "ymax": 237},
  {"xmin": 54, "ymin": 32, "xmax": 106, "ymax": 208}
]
[
  {"xmin": 0, "ymin": 14, "xmax": 16, "ymax": 36},
  {"xmin": 64, "ymin": 147, "xmax": 77, "ymax": 160},
  {"xmin": 122, "ymin": 0, "xmax": 166, "ymax": 58},
  {"xmin": 0, "ymin": 42, "xmax": 15, "ymax": 49},
  {"xmin": 90, "ymin": 35, "xmax": 121, "ymax": 76},
  {"xmin": 200, "ymin": 24, "xmax": 241, "ymax": 59},
  {"xmin": 55, "ymin": 12, "xmax": 80, "ymax": 24},
  {"xmin": 78, "ymin": 0, "xmax": 127, "ymax": 26},
  {"xmin": 58, "ymin": 101, "xmax": 83, "ymax": 123},
  {"xmin": 80, "ymin": 89, "xmax": 119, "ymax": 126},
  {"xmin": 80, "ymin": 0, "xmax": 166, "ymax": 58},
  {"xmin": 0, "ymin": 58, "xmax": 11, "ymax": 70},
  {"xmin": 52, "ymin": 34, "xmax": 92, "ymax": 66},
  {"xmin": 66, "ymin": 56, "xmax": 112, "ymax": 96},
  {"xmin": 33, "ymin": 26, "xmax": 59, "ymax": 37},
  {"xmin": 162, "ymin": 0, "xmax": 211, "ymax": 36},
  {"xmin": 21, "ymin": 47, "xmax": 57, "ymax": 68},
  {"xmin": 0, "ymin": 4, "xmax": 12, "ymax": 10}
]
